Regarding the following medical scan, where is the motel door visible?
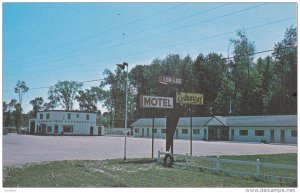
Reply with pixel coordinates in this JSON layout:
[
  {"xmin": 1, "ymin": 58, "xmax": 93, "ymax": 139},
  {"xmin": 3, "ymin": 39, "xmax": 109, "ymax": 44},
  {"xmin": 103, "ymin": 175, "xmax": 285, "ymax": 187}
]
[
  {"xmin": 30, "ymin": 121, "xmax": 35, "ymax": 134},
  {"xmin": 54, "ymin": 125, "xmax": 58, "ymax": 135},
  {"xmin": 98, "ymin": 127, "xmax": 102, "ymax": 136},
  {"xmin": 41, "ymin": 124, "xmax": 46, "ymax": 135},
  {"xmin": 280, "ymin": 130, "xmax": 285, "ymax": 143},
  {"xmin": 90, "ymin": 127, "xmax": 93, "ymax": 136},
  {"xmin": 175, "ymin": 129, "xmax": 178, "ymax": 139},
  {"xmin": 231, "ymin": 129, "xmax": 234, "ymax": 141},
  {"xmin": 147, "ymin": 128, "xmax": 149, "ymax": 137},
  {"xmin": 142, "ymin": 128, "xmax": 144, "ymax": 137},
  {"xmin": 270, "ymin": 130, "xmax": 274, "ymax": 143}
]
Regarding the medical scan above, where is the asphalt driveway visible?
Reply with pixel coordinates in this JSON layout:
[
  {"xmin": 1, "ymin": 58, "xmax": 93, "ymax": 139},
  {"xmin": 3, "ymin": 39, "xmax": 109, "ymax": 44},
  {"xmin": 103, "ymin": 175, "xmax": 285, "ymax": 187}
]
[{"xmin": 2, "ymin": 133, "xmax": 297, "ymax": 166}]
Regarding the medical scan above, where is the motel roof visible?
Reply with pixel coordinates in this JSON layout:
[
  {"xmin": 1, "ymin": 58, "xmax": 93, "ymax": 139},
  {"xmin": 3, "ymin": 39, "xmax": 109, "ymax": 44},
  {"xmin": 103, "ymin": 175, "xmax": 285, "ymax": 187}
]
[{"xmin": 131, "ymin": 115, "xmax": 297, "ymax": 127}]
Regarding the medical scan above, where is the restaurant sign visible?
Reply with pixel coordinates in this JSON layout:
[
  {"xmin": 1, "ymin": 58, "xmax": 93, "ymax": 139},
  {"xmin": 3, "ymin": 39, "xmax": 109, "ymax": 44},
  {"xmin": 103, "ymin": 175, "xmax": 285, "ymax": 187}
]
[{"xmin": 176, "ymin": 92, "xmax": 203, "ymax": 105}]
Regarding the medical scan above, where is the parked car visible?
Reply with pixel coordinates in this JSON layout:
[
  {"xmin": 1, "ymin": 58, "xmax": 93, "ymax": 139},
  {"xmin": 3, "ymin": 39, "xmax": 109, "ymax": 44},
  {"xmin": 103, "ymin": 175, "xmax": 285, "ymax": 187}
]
[{"xmin": 17, "ymin": 128, "xmax": 28, "ymax": 135}]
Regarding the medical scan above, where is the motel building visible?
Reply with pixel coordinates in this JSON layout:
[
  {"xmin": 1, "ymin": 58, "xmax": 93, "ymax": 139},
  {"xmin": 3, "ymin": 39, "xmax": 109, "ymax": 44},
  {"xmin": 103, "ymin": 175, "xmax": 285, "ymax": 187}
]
[
  {"xmin": 131, "ymin": 115, "xmax": 297, "ymax": 144},
  {"xmin": 29, "ymin": 110, "xmax": 103, "ymax": 136}
]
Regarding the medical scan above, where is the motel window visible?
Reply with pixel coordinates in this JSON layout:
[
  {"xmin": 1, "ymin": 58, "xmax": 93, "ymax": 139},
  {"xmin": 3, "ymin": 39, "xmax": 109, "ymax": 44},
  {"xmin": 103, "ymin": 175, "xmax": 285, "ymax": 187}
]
[
  {"xmin": 46, "ymin": 113, "xmax": 50, "ymax": 120},
  {"xmin": 161, "ymin": 129, "xmax": 166, "ymax": 133},
  {"xmin": 135, "ymin": 128, "xmax": 139, "ymax": 133},
  {"xmin": 193, "ymin": 129, "xmax": 200, "ymax": 134},
  {"xmin": 291, "ymin": 130, "xmax": 297, "ymax": 137},
  {"xmin": 77, "ymin": 114, "xmax": 79, "ymax": 118},
  {"xmin": 47, "ymin": 126, "xmax": 52, "ymax": 133},
  {"xmin": 68, "ymin": 113, "xmax": 71, "ymax": 120},
  {"xmin": 239, "ymin": 130, "xmax": 248, "ymax": 136},
  {"xmin": 86, "ymin": 114, "xmax": 90, "ymax": 120},
  {"xmin": 63, "ymin": 125, "xmax": 73, "ymax": 133},
  {"xmin": 182, "ymin": 129, "xmax": 188, "ymax": 134},
  {"xmin": 153, "ymin": 129, "xmax": 157, "ymax": 133},
  {"xmin": 40, "ymin": 114, "xmax": 43, "ymax": 119},
  {"xmin": 255, "ymin": 130, "xmax": 264, "ymax": 136}
]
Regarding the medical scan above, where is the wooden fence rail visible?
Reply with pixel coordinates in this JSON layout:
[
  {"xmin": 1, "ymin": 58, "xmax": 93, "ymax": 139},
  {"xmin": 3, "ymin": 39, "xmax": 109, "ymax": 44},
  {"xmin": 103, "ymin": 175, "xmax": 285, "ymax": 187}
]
[{"xmin": 157, "ymin": 151, "xmax": 297, "ymax": 183}]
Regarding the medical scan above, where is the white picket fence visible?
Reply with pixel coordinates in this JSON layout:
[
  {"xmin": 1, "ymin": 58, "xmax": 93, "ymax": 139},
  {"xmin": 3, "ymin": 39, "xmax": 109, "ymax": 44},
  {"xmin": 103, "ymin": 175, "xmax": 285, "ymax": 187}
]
[{"xmin": 157, "ymin": 151, "xmax": 297, "ymax": 183}]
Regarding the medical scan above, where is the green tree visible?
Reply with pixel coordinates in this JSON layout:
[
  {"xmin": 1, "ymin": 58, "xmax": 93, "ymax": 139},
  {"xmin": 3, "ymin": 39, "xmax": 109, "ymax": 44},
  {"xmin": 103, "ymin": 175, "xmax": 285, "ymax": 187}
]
[
  {"xmin": 29, "ymin": 97, "xmax": 44, "ymax": 118},
  {"xmin": 215, "ymin": 76, "xmax": 235, "ymax": 115},
  {"xmin": 48, "ymin": 81, "xmax": 83, "ymax": 110},
  {"xmin": 75, "ymin": 88, "xmax": 98, "ymax": 111},
  {"xmin": 99, "ymin": 68, "xmax": 128, "ymax": 127},
  {"xmin": 3, "ymin": 101, "xmax": 10, "ymax": 127},
  {"xmin": 14, "ymin": 81, "xmax": 29, "ymax": 106},
  {"xmin": 256, "ymin": 56, "xmax": 276, "ymax": 114},
  {"xmin": 270, "ymin": 26, "xmax": 297, "ymax": 114},
  {"xmin": 230, "ymin": 30, "xmax": 256, "ymax": 115},
  {"xmin": 12, "ymin": 103, "xmax": 22, "ymax": 130}
]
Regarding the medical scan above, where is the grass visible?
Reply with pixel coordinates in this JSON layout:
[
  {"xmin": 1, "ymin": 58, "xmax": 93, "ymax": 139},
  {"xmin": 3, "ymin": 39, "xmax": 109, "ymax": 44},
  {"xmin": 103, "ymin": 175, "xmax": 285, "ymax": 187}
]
[{"xmin": 3, "ymin": 154, "xmax": 297, "ymax": 188}]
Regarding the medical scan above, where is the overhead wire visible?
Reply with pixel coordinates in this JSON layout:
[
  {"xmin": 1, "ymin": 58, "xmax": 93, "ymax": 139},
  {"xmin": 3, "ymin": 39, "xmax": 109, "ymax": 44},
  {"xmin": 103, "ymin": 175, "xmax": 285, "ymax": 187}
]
[
  {"xmin": 3, "ymin": 45, "xmax": 290, "ymax": 94},
  {"xmin": 5, "ymin": 3, "xmax": 187, "ymax": 64},
  {"xmin": 5, "ymin": 15, "xmax": 294, "ymax": 77},
  {"xmin": 4, "ymin": 78, "xmax": 105, "ymax": 93},
  {"xmin": 6, "ymin": 3, "xmax": 229, "ymax": 69},
  {"xmin": 8, "ymin": 3, "xmax": 264, "ymax": 70}
]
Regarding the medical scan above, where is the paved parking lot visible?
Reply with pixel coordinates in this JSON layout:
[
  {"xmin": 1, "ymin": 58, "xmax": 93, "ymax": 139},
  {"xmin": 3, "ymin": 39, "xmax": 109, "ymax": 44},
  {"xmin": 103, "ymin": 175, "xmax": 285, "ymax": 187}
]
[{"xmin": 3, "ymin": 133, "xmax": 297, "ymax": 166}]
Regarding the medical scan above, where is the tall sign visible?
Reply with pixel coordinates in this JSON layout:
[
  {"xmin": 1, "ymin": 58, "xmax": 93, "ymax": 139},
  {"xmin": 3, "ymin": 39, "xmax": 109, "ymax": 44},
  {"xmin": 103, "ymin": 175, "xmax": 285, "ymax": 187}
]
[
  {"xmin": 140, "ymin": 95, "xmax": 173, "ymax": 109},
  {"xmin": 140, "ymin": 95, "xmax": 173, "ymax": 159},
  {"xmin": 176, "ymin": 92, "xmax": 203, "ymax": 156},
  {"xmin": 176, "ymin": 92, "xmax": 204, "ymax": 105}
]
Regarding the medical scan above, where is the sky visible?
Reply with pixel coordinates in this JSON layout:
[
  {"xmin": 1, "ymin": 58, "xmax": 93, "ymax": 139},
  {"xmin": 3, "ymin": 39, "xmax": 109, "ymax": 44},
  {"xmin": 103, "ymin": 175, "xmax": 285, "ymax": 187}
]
[{"xmin": 2, "ymin": 2, "xmax": 297, "ymax": 114}]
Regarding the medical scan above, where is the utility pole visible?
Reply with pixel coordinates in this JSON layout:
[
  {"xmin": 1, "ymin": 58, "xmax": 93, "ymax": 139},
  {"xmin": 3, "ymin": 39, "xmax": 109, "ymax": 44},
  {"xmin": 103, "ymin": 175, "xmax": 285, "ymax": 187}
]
[
  {"xmin": 117, "ymin": 62, "xmax": 129, "ymax": 162},
  {"xmin": 190, "ymin": 106, "xmax": 193, "ymax": 156}
]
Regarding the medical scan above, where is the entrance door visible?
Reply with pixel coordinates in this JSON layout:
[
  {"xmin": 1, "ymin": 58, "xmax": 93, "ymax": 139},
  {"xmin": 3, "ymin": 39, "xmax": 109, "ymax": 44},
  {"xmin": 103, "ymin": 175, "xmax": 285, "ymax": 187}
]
[
  {"xmin": 176, "ymin": 129, "xmax": 178, "ymax": 139},
  {"xmin": 142, "ymin": 128, "xmax": 144, "ymax": 137},
  {"xmin": 54, "ymin": 125, "xmax": 58, "ymax": 135},
  {"xmin": 90, "ymin": 127, "xmax": 93, "ymax": 136},
  {"xmin": 270, "ymin": 130, "xmax": 274, "ymax": 143},
  {"xmin": 280, "ymin": 130, "xmax": 285, "ymax": 143},
  {"xmin": 98, "ymin": 126, "xmax": 102, "ymax": 136},
  {"xmin": 147, "ymin": 128, "xmax": 149, "ymax": 137},
  {"xmin": 231, "ymin": 129, "xmax": 235, "ymax": 141},
  {"xmin": 30, "ymin": 121, "xmax": 35, "ymax": 134},
  {"xmin": 41, "ymin": 124, "xmax": 46, "ymax": 135}
]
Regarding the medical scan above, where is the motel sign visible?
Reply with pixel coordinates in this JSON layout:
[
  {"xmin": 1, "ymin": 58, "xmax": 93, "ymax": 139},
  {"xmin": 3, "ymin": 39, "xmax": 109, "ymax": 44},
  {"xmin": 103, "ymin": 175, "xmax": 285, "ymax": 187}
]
[{"xmin": 140, "ymin": 95, "xmax": 173, "ymax": 109}]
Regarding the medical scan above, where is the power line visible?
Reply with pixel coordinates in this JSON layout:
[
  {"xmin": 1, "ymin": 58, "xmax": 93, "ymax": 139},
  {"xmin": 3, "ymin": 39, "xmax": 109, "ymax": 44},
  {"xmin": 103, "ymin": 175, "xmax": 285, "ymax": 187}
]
[
  {"xmin": 4, "ymin": 45, "xmax": 290, "ymax": 94},
  {"xmin": 4, "ymin": 78, "xmax": 105, "ymax": 93},
  {"xmin": 8, "ymin": 3, "xmax": 263, "ymax": 70},
  {"xmin": 5, "ymin": 16, "xmax": 295, "ymax": 76},
  {"xmin": 7, "ymin": 3, "xmax": 229, "ymax": 69},
  {"xmin": 5, "ymin": 3, "xmax": 187, "ymax": 64}
]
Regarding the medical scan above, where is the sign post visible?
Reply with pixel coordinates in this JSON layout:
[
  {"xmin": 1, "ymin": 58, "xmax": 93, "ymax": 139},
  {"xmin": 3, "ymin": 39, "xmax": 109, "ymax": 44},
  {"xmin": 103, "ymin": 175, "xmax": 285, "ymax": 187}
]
[
  {"xmin": 190, "ymin": 107, "xmax": 192, "ymax": 156},
  {"xmin": 159, "ymin": 76, "xmax": 182, "ymax": 155},
  {"xmin": 140, "ymin": 95, "xmax": 174, "ymax": 159},
  {"xmin": 176, "ymin": 92, "xmax": 203, "ymax": 156}
]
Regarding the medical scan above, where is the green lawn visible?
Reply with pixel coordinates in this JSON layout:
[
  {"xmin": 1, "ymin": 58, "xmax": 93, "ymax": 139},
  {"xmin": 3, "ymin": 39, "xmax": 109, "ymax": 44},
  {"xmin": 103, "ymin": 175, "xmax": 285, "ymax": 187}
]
[{"xmin": 3, "ymin": 154, "xmax": 297, "ymax": 187}]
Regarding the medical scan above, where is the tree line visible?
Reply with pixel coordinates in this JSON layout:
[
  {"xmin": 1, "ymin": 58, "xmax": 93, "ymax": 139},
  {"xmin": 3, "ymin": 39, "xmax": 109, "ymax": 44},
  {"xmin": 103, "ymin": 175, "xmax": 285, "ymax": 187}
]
[{"xmin": 3, "ymin": 26, "xmax": 297, "ymax": 129}]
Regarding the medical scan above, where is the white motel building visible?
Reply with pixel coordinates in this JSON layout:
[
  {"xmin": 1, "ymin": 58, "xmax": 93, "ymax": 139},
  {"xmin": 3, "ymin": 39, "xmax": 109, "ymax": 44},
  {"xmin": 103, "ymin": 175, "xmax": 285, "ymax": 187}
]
[
  {"xmin": 131, "ymin": 115, "xmax": 297, "ymax": 144},
  {"xmin": 29, "ymin": 110, "xmax": 103, "ymax": 136}
]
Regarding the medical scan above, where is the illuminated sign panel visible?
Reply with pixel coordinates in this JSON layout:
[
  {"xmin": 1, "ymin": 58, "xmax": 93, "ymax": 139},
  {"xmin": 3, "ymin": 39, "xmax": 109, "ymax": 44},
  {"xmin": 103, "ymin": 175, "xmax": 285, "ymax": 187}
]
[
  {"xmin": 176, "ymin": 92, "xmax": 203, "ymax": 105},
  {"xmin": 140, "ymin": 95, "xmax": 173, "ymax": 108}
]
